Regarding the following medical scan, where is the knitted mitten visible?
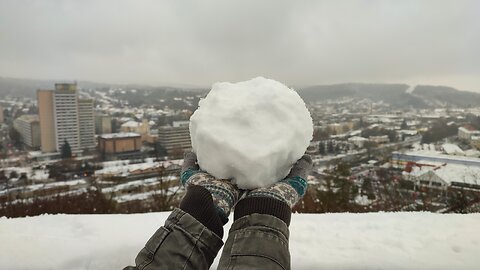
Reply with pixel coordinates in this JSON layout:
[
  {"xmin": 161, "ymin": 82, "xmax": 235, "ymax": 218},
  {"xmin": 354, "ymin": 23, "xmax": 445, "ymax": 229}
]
[
  {"xmin": 246, "ymin": 154, "xmax": 312, "ymax": 207},
  {"xmin": 180, "ymin": 152, "xmax": 239, "ymax": 224},
  {"xmin": 235, "ymin": 155, "xmax": 312, "ymax": 226}
]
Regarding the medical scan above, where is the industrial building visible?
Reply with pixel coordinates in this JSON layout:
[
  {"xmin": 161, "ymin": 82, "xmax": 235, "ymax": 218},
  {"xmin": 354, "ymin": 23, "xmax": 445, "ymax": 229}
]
[
  {"xmin": 403, "ymin": 162, "xmax": 480, "ymax": 191},
  {"xmin": 392, "ymin": 150, "xmax": 480, "ymax": 168},
  {"xmin": 98, "ymin": 132, "xmax": 142, "ymax": 160}
]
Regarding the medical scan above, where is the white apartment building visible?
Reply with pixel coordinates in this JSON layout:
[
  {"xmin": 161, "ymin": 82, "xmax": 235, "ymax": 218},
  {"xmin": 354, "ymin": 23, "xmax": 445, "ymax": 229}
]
[
  {"xmin": 38, "ymin": 83, "xmax": 96, "ymax": 153},
  {"xmin": 53, "ymin": 85, "xmax": 81, "ymax": 151}
]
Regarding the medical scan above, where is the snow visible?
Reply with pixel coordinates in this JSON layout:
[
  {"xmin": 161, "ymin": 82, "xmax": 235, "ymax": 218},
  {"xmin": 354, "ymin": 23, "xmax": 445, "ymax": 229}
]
[
  {"xmin": 0, "ymin": 180, "xmax": 88, "ymax": 196},
  {"xmin": 121, "ymin": 120, "xmax": 141, "ymax": 128},
  {"xmin": 190, "ymin": 77, "xmax": 313, "ymax": 189},
  {"xmin": 95, "ymin": 159, "xmax": 182, "ymax": 176},
  {"xmin": 0, "ymin": 212, "xmax": 479, "ymax": 269},
  {"xmin": 354, "ymin": 195, "xmax": 371, "ymax": 206},
  {"xmin": 442, "ymin": 143, "xmax": 465, "ymax": 156},
  {"xmin": 98, "ymin": 132, "xmax": 140, "ymax": 139}
]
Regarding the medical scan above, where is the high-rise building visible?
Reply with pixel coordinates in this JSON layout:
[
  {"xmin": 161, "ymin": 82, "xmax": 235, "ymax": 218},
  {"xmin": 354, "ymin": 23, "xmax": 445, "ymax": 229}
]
[
  {"xmin": 78, "ymin": 99, "xmax": 95, "ymax": 149},
  {"xmin": 0, "ymin": 105, "xmax": 4, "ymax": 123},
  {"xmin": 37, "ymin": 83, "xmax": 95, "ymax": 153},
  {"xmin": 38, "ymin": 90, "xmax": 56, "ymax": 152},
  {"xmin": 53, "ymin": 83, "xmax": 80, "ymax": 151},
  {"xmin": 13, "ymin": 115, "xmax": 41, "ymax": 149},
  {"xmin": 95, "ymin": 114, "xmax": 112, "ymax": 134}
]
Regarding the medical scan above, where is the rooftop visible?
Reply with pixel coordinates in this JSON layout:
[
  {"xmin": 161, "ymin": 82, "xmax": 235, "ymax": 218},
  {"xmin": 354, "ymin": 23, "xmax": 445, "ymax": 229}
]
[
  {"xmin": 394, "ymin": 150, "xmax": 480, "ymax": 165},
  {"xmin": 121, "ymin": 121, "xmax": 141, "ymax": 128},
  {"xmin": 98, "ymin": 132, "xmax": 141, "ymax": 139},
  {"xmin": 15, "ymin": 114, "xmax": 39, "ymax": 123}
]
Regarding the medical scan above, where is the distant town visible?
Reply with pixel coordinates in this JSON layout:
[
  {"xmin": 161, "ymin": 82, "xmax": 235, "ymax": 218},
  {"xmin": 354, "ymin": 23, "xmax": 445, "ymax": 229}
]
[{"xmin": 1, "ymin": 81, "xmax": 480, "ymax": 217}]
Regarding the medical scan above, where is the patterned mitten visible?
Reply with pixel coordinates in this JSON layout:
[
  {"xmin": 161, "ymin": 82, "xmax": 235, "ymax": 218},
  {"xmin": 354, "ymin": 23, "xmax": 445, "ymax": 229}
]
[
  {"xmin": 235, "ymin": 155, "xmax": 313, "ymax": 226},
  {"xmin": 181, "ymin": 152, "xmax": 239, "ymax": 224}
]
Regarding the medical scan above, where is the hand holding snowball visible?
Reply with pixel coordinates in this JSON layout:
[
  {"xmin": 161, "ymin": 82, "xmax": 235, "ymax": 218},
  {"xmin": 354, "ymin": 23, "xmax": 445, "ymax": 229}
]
[{"xmin": 245, "ymin": 154, "xmax": 313, "ymax": 208}]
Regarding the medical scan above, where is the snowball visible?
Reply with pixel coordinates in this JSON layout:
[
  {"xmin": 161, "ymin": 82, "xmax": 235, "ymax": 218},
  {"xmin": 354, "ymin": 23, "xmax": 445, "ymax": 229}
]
[{"xmin": 190, "ymin": 77, "xmax": 313, "ymax": 189}]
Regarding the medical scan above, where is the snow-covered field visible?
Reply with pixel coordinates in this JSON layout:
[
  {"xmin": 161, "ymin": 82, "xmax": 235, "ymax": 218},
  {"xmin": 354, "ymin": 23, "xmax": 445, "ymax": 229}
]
[{"xmin": 1, "ymin": 212, "xmax": 479, "ymax": 270}]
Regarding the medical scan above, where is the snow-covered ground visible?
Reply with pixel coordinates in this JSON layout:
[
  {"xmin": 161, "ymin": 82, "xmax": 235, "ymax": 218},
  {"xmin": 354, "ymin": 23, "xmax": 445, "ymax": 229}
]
[{"xmin": 1, "ymin": 212, "xmax": 479, "ymax": 270}]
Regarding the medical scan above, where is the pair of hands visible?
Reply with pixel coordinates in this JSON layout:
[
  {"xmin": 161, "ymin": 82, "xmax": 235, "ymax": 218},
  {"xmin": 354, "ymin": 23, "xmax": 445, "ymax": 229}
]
[{"xmin": 180, "ymin": 152, "xmax": 313, "ymax": 210}]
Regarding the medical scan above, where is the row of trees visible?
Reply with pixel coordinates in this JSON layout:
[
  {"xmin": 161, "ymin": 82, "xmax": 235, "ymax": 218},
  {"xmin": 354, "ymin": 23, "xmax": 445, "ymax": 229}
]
[{"xmin": 421, "ymin": 120, "xmax": 458, "ymax": 144}]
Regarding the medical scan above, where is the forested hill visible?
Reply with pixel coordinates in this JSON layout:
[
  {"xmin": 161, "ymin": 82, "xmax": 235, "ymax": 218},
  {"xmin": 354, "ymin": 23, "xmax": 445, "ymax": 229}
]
[
  {"xmin": 298, "ymin": 83, "xmax": 480, "ymax": 108},
  {"xmin": 2, "ymin": 76, "xmax": 480, "ymax": 108}
]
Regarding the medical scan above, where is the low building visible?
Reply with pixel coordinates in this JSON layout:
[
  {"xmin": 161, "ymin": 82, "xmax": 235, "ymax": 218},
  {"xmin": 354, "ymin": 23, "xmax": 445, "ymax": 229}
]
[
  {"xmin": 403, "ymin": 162, "xmax": 480, "ymax": 191},
  {"xmin": 348, "ymin": 136, "xmax": 368, "ymax": 148},
  {"xmin": 472, "ymin": 136, "xmax": 480, "ymax": 150},
  {"xmin": 369, "ymin": 135, "xmax": 389, "ymax": 144},
  {"xmin": 392, "ymin": 150, "xmax": 480, "ymax": 168},
  {"xmin": 98, "ymin": 133, "xmax": 142, "ymax": 160},
  {"xmin": 157, "ymin": 121, "xmax": 192, "ymax": 156},
  {"xmin": 458, "ymin": 126, "xmax": 480, "ymax": 141},
  {"xmin": 121, "ymin": 119, "xmax": 150, "ymax": 141},
  {"xmin": 441, "ymin": 143, "xmax": 465, "ymax": 156},
  {"xmin": 13, "ymin": 115, "xmax": 41, "ymax": 149}
]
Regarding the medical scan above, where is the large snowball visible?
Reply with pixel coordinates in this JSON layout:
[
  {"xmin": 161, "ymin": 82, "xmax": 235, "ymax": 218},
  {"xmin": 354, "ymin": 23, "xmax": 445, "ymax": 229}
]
[{"xmin": 190, "ymin": 77, "xmax": 313, "ymax": 189}]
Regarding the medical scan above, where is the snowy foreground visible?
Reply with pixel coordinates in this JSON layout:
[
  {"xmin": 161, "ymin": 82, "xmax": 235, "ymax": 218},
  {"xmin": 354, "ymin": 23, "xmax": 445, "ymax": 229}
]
[{"xmin": 1, "ymin": 212, "xmax": 479, "ymax": 270}]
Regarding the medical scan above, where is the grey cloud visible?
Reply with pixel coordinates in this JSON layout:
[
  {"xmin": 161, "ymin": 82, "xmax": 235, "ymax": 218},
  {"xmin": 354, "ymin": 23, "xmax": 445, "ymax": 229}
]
[{"xmin": 0, "ymin": 0, "xmax": 479, "ymax": 91}]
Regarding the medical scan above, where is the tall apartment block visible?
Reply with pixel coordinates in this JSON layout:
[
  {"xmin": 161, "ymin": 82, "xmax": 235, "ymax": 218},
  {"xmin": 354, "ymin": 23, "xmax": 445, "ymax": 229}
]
[
  {"xmin": 13, "ymin": 115, "xmax": 41, "ymax": 149},
  {"xmin": 53, "ymin": 84, "xmax": 81, "ymax": 151},
  {"xmin": 95, "ymin": 114, "xmax": 112, "ymax": 134},
  {"xmin": 37, "ymin": 83, "xmax": 95, "ymax": 153},
  {"xmin": 0, "ymin": 105, "xmax": 4, "ymax": 123},
  {"xmin": 78, "ymin": 99, "xmax": 95, "ymax": 148},
  {"xmin": 38, "ymin": 89, "xmax": 56, "ymax": 152}
]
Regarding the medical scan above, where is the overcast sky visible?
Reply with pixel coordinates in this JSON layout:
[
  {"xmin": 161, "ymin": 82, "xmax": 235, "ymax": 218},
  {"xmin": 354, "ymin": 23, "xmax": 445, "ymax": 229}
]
[{"xmin": 0, "ymin": 0, "xmax": 479, "ymax": 91}]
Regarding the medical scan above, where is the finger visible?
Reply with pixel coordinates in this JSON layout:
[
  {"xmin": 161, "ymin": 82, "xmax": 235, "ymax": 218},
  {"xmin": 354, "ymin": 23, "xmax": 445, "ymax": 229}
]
[
  {"xmin": 286, "ymin": 154, "xmax": 313, "ymax": 180},
  {"xmin": 182, "ymin": 151, "xmax": 199, "ymax": 172}
]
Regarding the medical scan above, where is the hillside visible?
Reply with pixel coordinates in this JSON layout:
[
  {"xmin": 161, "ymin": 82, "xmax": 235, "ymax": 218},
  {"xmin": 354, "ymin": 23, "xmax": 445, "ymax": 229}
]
[
  {"xmin": 2, "ymin": 76, "xmax": 480, "ymax": 109},
  {"xmin": 1, "ymin": 212, "xmax": 479, "ymax": 269},
  {"xmin": 298, "ymin": 83, "xmax": 480, "ymax": 108},
  {"xmin": 0, "ymin": 77, "xmax": 206, "ymax": 99}
]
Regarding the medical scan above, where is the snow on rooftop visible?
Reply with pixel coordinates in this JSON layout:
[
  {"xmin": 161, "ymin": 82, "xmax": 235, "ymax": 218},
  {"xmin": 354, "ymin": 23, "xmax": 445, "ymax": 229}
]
[
  {"xmin": 397, "ymin": 150, "xmax": 480, "ymax": 165},
  {"xmin": 98, "ymin": 132, "xmax": 140, "ymax": 139},
  {"xmin": 441, "ymin": 143, "xmax": 465, "ymax": 156},
  {"xmin": 121, "ymin": 120, "xmax": 141, "ymax": 128},
  {"xmin": 405, "ymin": 163, "xmax": 480, "ymax": 186},
  {"xmin": 0, "ymin": 212, "xmax": 478, "ymax": 269},
  {"xmin": 121, "ymin": 120, "xmax": 142, "ymax": 128},
  {"xmin": 0, "ymin": 179, "xmax": 87, "ymax": 196},
  {"xmin": 348, "ymin": 136, "xmax": 368, "ymax": 141},
  {"xmin": 114, "ymin": 187, "xmax": 179, "ymax": 203},
  {"xmin": 95, "ymin": 159, "xmax": 182, "ymax": 176},
  {"xmin": 434, "ymin": 165, "xmax": 480, "ymax": 185}
]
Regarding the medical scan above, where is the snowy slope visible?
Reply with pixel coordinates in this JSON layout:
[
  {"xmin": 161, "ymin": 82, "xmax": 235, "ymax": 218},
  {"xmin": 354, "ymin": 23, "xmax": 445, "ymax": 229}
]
[{"xmin": 1, "ymin": 212, "xmax": 479, "ymax": 270}]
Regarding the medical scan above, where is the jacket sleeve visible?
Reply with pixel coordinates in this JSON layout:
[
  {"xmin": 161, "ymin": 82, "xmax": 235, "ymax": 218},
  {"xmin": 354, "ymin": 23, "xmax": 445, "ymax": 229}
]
[
  {"xmin": 124, "ymin": 208, "xmax": 224, "ymax": 270},
  {"xmin": 217, "ymin": 213, "xmax": 291, "ymax": 270}
]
